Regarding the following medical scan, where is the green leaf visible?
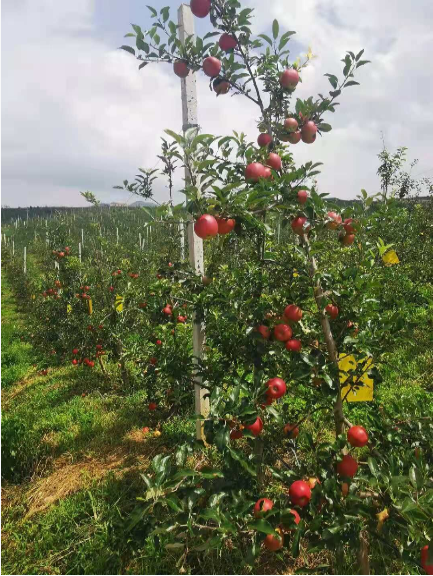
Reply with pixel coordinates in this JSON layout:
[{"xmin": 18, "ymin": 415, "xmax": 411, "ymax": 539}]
[
  {"xmin": 139, "ymin": 61, "xmax": 148, "ymax": 70},
  {"xmin": 119, "ymin": 45, "xmax": 135, "ymax": 56},
  {"xmin": 345, "ymin": 80, "xmax": 360, "ymax": 87},
  {"xmin": 258, "ymin": 34, "xmax": 273, "ymax": 46},
  {"xmin": 356, "ymin": 60, "xmax": 371, "ymax": 68},
  {"xmin": 160, "ymin": 6, "xmax": 170, "ymax": 22},
  {"xmin": 367, "ymin": 457, "xmax": 380, "ymax": 477},
  {"xmin": 356, "ymin": 48, "xmax": 365, "ymax": 61},
  {"xmin": 409, "ymin": 466, "xmax": 423, "ymax": 491},
  {"xmin": 248, "ymin": 520, "xmax": 278, "ymax": 535},
  {"xmin": 272, "ymin": 19, "xmax": 279, "ymax": 40},
  {"xmin": 317, "ymin": 123, "xmax": 332, "ymax": 133}
]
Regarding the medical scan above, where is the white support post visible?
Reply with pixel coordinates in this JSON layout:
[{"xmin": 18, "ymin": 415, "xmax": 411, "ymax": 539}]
[
  {"xmin": 180, "ymin": 220, "xmax": 186, "ymax": 260},
  {"xmin": 178, "ymin": 3, "xmax": 208, "ymax": 440},
  {"xmin": 81, "ymin": 229, "xmax": 84, "ymax": 247},
  {"xmin": 12, "ymin": 240, "xmax": 15, "ymax": 257},
  {"xmin": 116, "ymin": 227, "xmax": 119, "ymax": 245},
  {"xmin": 139, "ymin": 232, "xmax": 142, "ymax": 249},
  {"xmin": 79, "ymin": 242, "xmax": 82, "ymax": 262},
  {"xmin": 55, "ymin": 261, "xmax": 60, "ymax": 271},
  {"xmin": 23, "ymin": 247, "xmax": 27, "ymax": 274}
]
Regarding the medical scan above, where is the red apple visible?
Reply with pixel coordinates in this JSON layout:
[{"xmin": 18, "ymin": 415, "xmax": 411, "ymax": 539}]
[
  {"xmin": 257, "ymin": 133, "xmax": 272, "ymax": 147},
  {"xmin": 266, "ymin": 377, "xmax": 287, "ymax": 399},
  {"xmin": 72, "ymin": 348, "xmax": 79, "ymax": 355},
  {"xmin": 190, "ymin": 0, "xmax": 211, "ymax": 18},
  {"xmin": 148, "ymin": 402, "xmax": 157, "ymax": 411},
  {"xmin": 343, "ymin": 218, "xmax": 356, "ymax": 234},
  {"xmin": 279, "ymin": 69, "xmax": 299, "ymax": 89},
  {"xmin": 156, "ymin": 339, "xmax": 162, "ymax": 346},
  {"xmin": 421, "ymin": 545, "xmax": 433, "ymax": 575},
  {"xmin": 263, "ymin": 532, "xmax": 283, "ymax": 551},
  {"xmin": 194, "ymin": 214, "xmax": 218, "ymax": 239},
  {"xmin": 285, "ymin": 339, "xmax": 302, "ymax": 352},
  {"xmin": 163, "ymin": 305, "xmax": 172, "ymax": 316},
  {"xmin": 341, "ymin": 233, "xmax": 355, "ymax": 246},
  {"xmin": 284, "ymin": 117, "xmax": 298, "ymax": 132},
  {"xmin": 301, "ymin": 121, "xmax": 317, "ymax": 144},
  {"xmin": 337, "ymin": 454, "xmax": 358, "ymax": 478},
  {"xmin": 297, "ymin": 190, "xmax": 308, "ymax": 204},
  {"xmin": 217, "ymin": 217, "xmax": 235, "ymax": 235},
  {"xmin": 72, "ymin": 359, "xmax": 78, "ymax": 365},
  {"xmin": 267, "ymin": 152, "xmax": 282, "ymax": 171},
  {"xmin": 213, "ymin": 78, "xmax": 230, "ymax": 95},
  {"xmin": 291, "ymin": 216, "xmax": 310, "ymax": 235},
  {"xmin": 284, "ymin": 304, "xmax": 303, "ymax": 322},
  {"xmin": 245, "ymin": 417, "xmax": 263, "ymax": 437},
  {"xmin": 257, "ymin": 325, "xmax": 271, "ymax": 339},
  {"xmin": 203, "ymin": 56, "xmax": 221, "ymax": 77},
  {"xmin": 150, "ymin": 357, "xmax": 157, "ymax": 365},
  {"xmin": 289, "ymin": 480, "xmax": 311, "ymax": 507},
  {"xmin": 254, "ymin": 498, "xmax": 274, "ymax": 518},
  {"xmin": 273, "ymin": 323, "xmax": 293, "ymax": 341},
  {"xmin": 230, "ymin": 429, "xmax": 243, "ymax": 440},
  {"xmin": 219, "ymin": 33, "xmax": 237, "ymax": 51},
  {"xmin": 326, "ymin": 211, "xmax": 342, "ymax": 230},
  {"xmin": 347, "ymin": 426, "xmax": 369, "ymax": 448},
  {"xmin": 325, "ymin": 304, "xmax": 339, "ymax": 319},
  {"xmin": 177, "ymin": 315, "xmax": 186, "ymax": 323},
  {"xmin": 173, "ymin": 60, "xmax": 189, "ymax": 78},
  {"xmin": 287, "ymin": 131, "xmax": 301, "ymax": 144},
  {"xmin": 262, "ymin": 166, "xmax": 272, "ymax": 179},
  {"xmin": 282, "ymin": 509, "xmax": 300, "ymax": 530},
  {"xmin": 96, "ymin": 344, "xmax": 103, "ymax": 350},
  {"xmin": 283, "ymin": 424, "xmax": 299, "ymax": 439},
  {"xmin": 245, "ymin": 162, "xmax": 265, "ymax": 182}
]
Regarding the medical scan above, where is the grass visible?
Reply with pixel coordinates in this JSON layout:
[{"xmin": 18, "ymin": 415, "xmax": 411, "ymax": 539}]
[{"xmin": 2, "ymin": 274, "xmax": 432, "ymax": 575}]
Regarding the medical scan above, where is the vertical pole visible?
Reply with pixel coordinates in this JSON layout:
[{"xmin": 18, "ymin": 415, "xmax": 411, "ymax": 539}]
[
  {"xmin": 12, "ymin": 240, "xmax": 15, "ymax": 257},
  {"xmin": 116, "ymin": 227, "xmax": 119, "ymax": 245},
  {"xmin": 139, "ymin": 232, "xmax": 142, "ymax": 249},
  {"xmin": 23, "ymin": 247, "xmax": 27, "ymax": 274},
  {"xmin": 81, "ymin": 229, "xmax": 84, "ymax": 247},
  {"xmin": 79, "ymin": 242, "xmax": 82, "ymax": 263},
  {"xmin": 178, "ymin": 3, "xmax": 208, "ymax": 440},
  {"xmin": 180, "ymin": 220, "xmax": 185, "ymax": 260}
]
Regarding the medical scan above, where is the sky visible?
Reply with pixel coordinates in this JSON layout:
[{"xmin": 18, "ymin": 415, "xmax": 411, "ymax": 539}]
[{"xmin": 1, "ymin": 0, "xmax": 433, "ymax": 207}]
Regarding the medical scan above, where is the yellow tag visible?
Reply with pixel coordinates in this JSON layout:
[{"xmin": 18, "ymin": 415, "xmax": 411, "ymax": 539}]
[
  {"xmin": 88, "ymin": 298, "xmax": 93, "ymax": 315},
  {"xmin": 67, "ymin": 304, "xmax": 72, "ymax": 314},
  {"xmin": 31, "ymin": 294, "xmax": 36, "ymax": 300},
  {"xmin": 115, "ymin": 294, "xmax": 124, "ymax": 312},
  {"xmin": 382, "ymin": 249, "xmax": 399, "ymax": 266},
  {"xmin": 339, "ymin": 355, "xmax": 374, "ymax": 402},
  {"xmin": 293, "ymin": 269, "xmax": 299, "ymax": 278}
]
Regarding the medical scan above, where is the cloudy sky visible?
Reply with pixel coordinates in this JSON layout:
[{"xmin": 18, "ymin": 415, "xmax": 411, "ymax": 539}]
[{"xmin": 2, "ymin": 0, "xmax": 432, "ymax": 207}]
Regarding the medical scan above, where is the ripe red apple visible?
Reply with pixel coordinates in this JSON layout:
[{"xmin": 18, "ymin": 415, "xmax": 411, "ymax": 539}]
[
  {"xmin": 245, "ymin": 162, "xmax": 265, "ymax": 182},
  {"xmin": 58, "ymin": 252, "xmax": 65, "ymax": 258},
  {"xmin": 284, "ymin": 304, "xmax": 303, "ymax": 322},
  {"xmin": 139, "ymin": 302, "xmax": 147, "ymax": 309},
  {"xmin": 262, "ymin": 166, "xmax": 272, "ymax": 179},
  {"xmin": 203, "ymin": 56, "xmax": 221, "ymax": 77},
  {"xmin": 263, "ymin": 532, "xmax": 283, "ymax": 551},
  {"xmin": 347, "ymin": 426, "xmax": 369, "ymax": 448},
  {"xmin": 325, "ymin": 304, "xmax": 339, "ymax": 319},
  {"xmin": 283, "ymin": 424, "xmax": 299, "ymax": 439},
  {"xmin": 72, "ymin": 359, "xmax": 78, "ymax": 365},
  {"xmin": 96, "ymin": 344, "xmax": 103, "ymax": 350},
  {"xmin": 254, "ymin": 498, "xmax": 273, "ymax": 518},
  {"xmin": 341, "ymin": 233, "xmax": 355, "ymax": 246},
  {"xmin": 284, "ymin": 117, "xmax": 298, "ymax": 132},
  {"xmin": 257, "ymin": 325, "xmax": 271, "ymax": 339},
  {"xmin": 297, "ymin": 190, "xmax": 308, "ymax": 205},
  {"xmin": 72, "ymin": 348, "xmax": 79, "ymax": 355},
  {"xmin": 142, "ymin": 427, "xmax": 150, "ymax": 434},
  {"xmin": 217, "ymin": 217, "xmax": 235, "ymax": 234},
  {"xmin": 289, "ymin": 480, "xmax": 311, "ymax": 507},
  {"xmin": 337, "ymin": 454, "xmax": 358, "ymax": 478},
  {"xmin": 148, "ymin": 402, "xmax": 157, "ymax": 411},
  {"xmin": 285, "ymin": 339, "xmax": 302, "ymax": 352},
  {"xmin": 280, "ymin": 69, "xmax": 299, "ymax": 89},
  {"xmin": 194, "ymin": 214, "xmax": 218, "ymax": 239},
  {"xmin": 273, "ymin": 323, "xmax": 293, "ymax": 342},
  {"xmin": 177, "ymin": 315, "xmax": 186, "ymax": 323},
  {"xmin": 421, "ymin": 545, "xmax": 433, "ymax": 575},
  {"xmin": 88, "ymin": 361, "xmax": 95, "ymax": 368},
  {"xmin": 343, "ymin": 218, "xmax": 356, "ymax": 234},
  {"xmin": 109, "ymin": 286, "xmax": 114, "ymax": 292},
  {"xmin": 219, "ymin": 33, "xmax": 237, "ymax": 51},
  {"xmin": 156, "ymin": 339, "xmax": 162, "ymax": 346},
  {"xmin": 230, "ymin": 429, "xmax": 243, "ymax": 440},
  {"xmin": 287, "ymin": 131, "xmax": 301, "ymax": 144},
  {"xmin": 150, "ymin": 357, "xmax": 157, "ymax": 365},
  {"xmin": 267, "ymin": 152, "xmax": 282, "ymax": 171},
  {"xmin": 257, "ymin": 133, "xmax": 272, "ymax": 147},
  {"xmin": 173, "ymin": 60, "xmax": 190, "ymax": 78},
  {"xmin": 291, "ymin": 216, "xmax": 310, "ymax": 236},
  {"xmin": 245, "ymin": 417, "xmax": 263, "ymax": 437},
  {"xmin": 341, "ymin": 482, "xmax": 349, "ymax": 497},
  {"xmin": 213, "ymin": 78, "xmax": 230, "ymax": 95},
  {"xmin": 326, "ymin": 211, "xmax": 342, "ymax": 230},
  {"xmin": 266, "ymin": 377, "xmax": 287, "ymax": 399},
  {"xmin": 301, "ymin": 121, "xmax": 317, "ymax": 144},
  {"xmin": 202, "ymin": 275, "xmax": 212, "ymax": 286},
  {"xmin": 281, "ymin": 509, "xmax": 300, "ymax": 531},
  {"xmin": 190, "ymin": 0, "xmax": 211, "ymax": 17}
]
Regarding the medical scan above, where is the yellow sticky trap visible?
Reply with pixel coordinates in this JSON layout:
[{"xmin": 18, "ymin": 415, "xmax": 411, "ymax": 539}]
[
  {"xmin": 115, "ymin": 294, "xmax": 124, "ymax": 312},
  {"xmin": 31, "ymin": 295, "xmax": 36, "ymax": 300},
  {"xmin": 88, "ymin": 298, "xmax": 93, "ymax": 315},
  {"xmin": 340, "ymin": 355, "xmax": 374, "ymax": 402},
  {"xmin": 67, "ymin": 304, "xmax": 72, "ymax": 314},
  {"xmin": 382, "ymin": 249, "xmax": 400, "ymax": 266},
  {"xmin": 293, "ymin": 269, "xmax": 299, "ymax": 278}
]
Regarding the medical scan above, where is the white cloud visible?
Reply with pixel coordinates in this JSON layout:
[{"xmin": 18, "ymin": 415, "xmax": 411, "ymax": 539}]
[{"xmin": 2, "ymin": 0, "xmax": 432, "ymax": 206}]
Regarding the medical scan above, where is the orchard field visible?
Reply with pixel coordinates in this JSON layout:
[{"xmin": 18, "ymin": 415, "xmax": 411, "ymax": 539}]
[{"xmin": 1, "ymin": 1, "xmax": 433, "ymax": 575}]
